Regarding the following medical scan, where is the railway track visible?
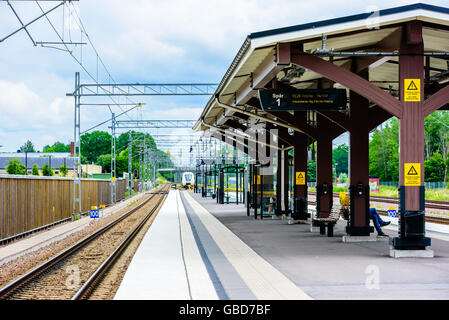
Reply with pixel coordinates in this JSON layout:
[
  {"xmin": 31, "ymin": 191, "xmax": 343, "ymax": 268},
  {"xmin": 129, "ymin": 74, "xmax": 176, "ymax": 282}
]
[
  {"xmin": 308, "ymin": 191, "xmax": 449, "ymax": 209},
  {"xmin": 308, "ymin": 198, "xmax": 449, "ymax": 225},
  {"xmin": 0, "ymin": 185, "xmax": 170, "ymax": 300}
]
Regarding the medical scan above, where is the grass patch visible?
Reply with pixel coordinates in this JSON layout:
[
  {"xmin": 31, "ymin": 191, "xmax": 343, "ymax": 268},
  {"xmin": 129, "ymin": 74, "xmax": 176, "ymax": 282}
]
[{"xmin": 372, "ymin": 185, "xmax": 449, "ymax": 201}]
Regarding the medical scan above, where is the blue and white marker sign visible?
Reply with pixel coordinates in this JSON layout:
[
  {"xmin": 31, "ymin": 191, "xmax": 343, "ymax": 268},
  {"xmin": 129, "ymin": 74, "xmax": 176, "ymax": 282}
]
[
  {"xmin": 387, "ymin": 206, "xmax": 397, "ymax": 218},
  {"xmin": 90, "ymin": 206, "xmax": 100, "ymax": 219}
]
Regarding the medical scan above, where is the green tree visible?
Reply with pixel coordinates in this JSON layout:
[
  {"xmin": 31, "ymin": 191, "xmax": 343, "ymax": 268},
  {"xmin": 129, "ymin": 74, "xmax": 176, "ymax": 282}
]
[
  {"xmin": 32, "ymin": 164, "xmax": 39, "ymax": 175},
  {"xmin": 424, "ymin": 152, "xmax": 445, "ymax": 182},
  {"xmin": 369, "ymin": 118, "xmax": 399, "ymax": 181},
  {"xmin": 59, "ymin": 164, "xmax": 68, "ymax": 177},
  {"xmin": 43, "ymin": 142, "xmax": 71, "ymax": 153},
  {"xmin": 81, "ymin": 131, "xmax": 112, "ymax": 164},
  {"xmin": 307, "ymin": 160, "xmax": 316, "ymax": 182},
  {"xmin": 6, "ymin": 158, "xmax": 26, "ymax": 175},
  {"xmin": 333, "ymin": 144, "xmax": 349, "ymax": 176},
  {"xmin": 96, "ymin": 154, "xmax": 111, "ymax": 173},
  {"xmin": 42, "ymin": 164, "xmax": 54, "ymax": 176},
  {"xmin": 20, "ymin": 140, "xmax": 36, "ymax": 153}
]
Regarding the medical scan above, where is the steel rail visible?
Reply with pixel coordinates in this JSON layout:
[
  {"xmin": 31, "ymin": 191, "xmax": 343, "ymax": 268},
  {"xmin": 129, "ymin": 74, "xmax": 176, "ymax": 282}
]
[
  {"xmin": 71, "ymin": 190, "xmax": 168, "ymax": 299},
  {"xmin": 0, "ymin": 189, "xmax": 164, "ymax": 299},
  {"xmin": 307, "ymin": 199, "xmax": 449, "ymax": 226}
]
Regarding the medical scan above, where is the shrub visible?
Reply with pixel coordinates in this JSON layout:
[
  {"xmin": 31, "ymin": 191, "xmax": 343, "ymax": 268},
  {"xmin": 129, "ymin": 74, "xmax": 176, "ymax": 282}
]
[
  {"xmin": 59, "ymin": 164, "xmax": 68, "ymax": 177},
  {"xmin": 32, "ymin": 164, "xmax": 39, "ymax": 175},
  {"xmin": 42, "ymin": 164, "xmax": 54, "ymax": 176},
  {"xmin": 6, "ymin": 158, "xmax": 26, "ymax": 175}
]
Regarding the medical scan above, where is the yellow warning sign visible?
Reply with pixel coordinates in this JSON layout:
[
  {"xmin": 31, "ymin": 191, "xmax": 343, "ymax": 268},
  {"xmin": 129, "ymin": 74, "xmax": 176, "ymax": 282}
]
[
  {"xmin": 111, "ymin": 177, "xmax": 116, "ymax": 182},
  {"xmin": 254, "ymin": 175, "xmax": 261, "ymax": 184},
  {"xmin": 296, "ymin": 171, "xmax": 306, "ymax": 185},
  {"xmin": 404, "ymin": 79, "xmax": 421, "ymax": 102},
  {"xmin": 404, "ymin": 163, "xmax": 421, "ymax": 186}
]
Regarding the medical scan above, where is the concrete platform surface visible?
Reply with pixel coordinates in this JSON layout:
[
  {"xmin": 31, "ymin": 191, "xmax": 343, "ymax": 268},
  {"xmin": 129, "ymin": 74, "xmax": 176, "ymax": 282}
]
[
  {"xmin": 114, "ymin": 190, "xmax": 217, "ymax": 300},
  {"xmin": 190, "ymin": 191, "xmax": 449, "ymax": 300},
  {"xmin": 115, "ymin": 190, "xmax": 311, "ymax": 300}
]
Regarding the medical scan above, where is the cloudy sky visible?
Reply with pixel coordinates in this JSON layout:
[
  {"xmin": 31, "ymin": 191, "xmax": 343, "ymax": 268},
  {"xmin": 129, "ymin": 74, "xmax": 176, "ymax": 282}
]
[{"xmin": 0, "ymin": 0, "xmax": 447, "ymax": 157}]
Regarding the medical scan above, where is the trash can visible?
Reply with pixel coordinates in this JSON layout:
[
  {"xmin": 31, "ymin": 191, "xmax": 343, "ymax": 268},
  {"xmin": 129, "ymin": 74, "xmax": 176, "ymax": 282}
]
[
  {"xmin": 404, "ymin": 211, "xmax": 425, "ymax": 239},
  {"xmin": 293, "ymin": 197, "xmax": 308, "ymax": 220}
]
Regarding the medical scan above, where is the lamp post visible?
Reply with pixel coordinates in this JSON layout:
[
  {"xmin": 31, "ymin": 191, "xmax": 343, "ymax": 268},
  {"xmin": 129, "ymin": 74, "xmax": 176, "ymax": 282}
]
[{"xmin": 335, "ymin": 162, "xmax": 338, "ymax": 183}]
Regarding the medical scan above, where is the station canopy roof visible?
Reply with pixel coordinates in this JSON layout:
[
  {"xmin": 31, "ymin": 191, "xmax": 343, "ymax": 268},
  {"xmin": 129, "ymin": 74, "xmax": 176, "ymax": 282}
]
[{"xmin": 194, "ymin": 3, "xmax": 449, "ymax": 132}]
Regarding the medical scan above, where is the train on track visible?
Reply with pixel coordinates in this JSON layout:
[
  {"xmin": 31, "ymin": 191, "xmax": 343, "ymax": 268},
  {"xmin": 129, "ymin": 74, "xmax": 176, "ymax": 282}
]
[{"xmin": 181, "ymin": 172, "xmax": 195, "ymax": 188}]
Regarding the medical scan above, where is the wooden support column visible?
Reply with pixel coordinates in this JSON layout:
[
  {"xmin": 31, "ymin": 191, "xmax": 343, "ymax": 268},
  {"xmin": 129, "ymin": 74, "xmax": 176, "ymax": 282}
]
[
  {"xmin": 316, "ymin": 114, "xmax": 333, "ymax": 218},
  {"xmin": 293, "ymin": 129, "xmax": 308, "ymax": 220},
  {"xmin": 276, "ymin": 148, "xmax": 282, "ymax": 214},
  {"xmin": 393, "ymin": 21, "xmax": 430, "ymax": 249},
  {"xmin": 283, "ymin": 148, "xmax": 290, "ymax": 214},
  {"xmin": 346, "ymin": 88, "xmax": 371, "ymax": 236}
]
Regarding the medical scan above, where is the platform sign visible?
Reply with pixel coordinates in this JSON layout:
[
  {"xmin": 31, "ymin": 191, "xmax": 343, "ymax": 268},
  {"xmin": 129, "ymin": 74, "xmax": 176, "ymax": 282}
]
[
  {"xmin": 387, "ymin": 206, "xmax": 397, "ymax": 218},
  {"xmin": 295, "ymin": 172, "xmax": 306, "ymax": 185},
  {"xmin": 404, "ymin": 163, "xmax": 421, "ymax": 186},
  {"xmin": 90, "ymin": 206, "xmax": 99, "ymax": 219},
  {"xmin": 404, "ymin": 79, "xmax": 421, "ymax": 102},
  {"xmin": 258, "ymin": 88, "xmax": 346, "ymax": 111}
]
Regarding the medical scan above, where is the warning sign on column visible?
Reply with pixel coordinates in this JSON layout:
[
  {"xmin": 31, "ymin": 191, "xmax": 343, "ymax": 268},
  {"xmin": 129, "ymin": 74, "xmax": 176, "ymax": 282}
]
[
  {"xmin": 404, "ymin": 163, "xmax": 421, "ymax": 186},
  {"xmin": 404, "ymin": 79, "xmax": 421, "ymax": 102},
  {"xmin": 296, "ymin": 172, "xmax": 306, "ymax": 185}
]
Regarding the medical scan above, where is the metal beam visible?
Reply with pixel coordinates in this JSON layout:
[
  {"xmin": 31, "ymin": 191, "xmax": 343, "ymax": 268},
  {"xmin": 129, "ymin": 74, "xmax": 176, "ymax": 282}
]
[
  {"xmin": 115, "ymin": 120, "xmax": 196, "ymax": 129},
  {"xmin": 71, "ymin": 83, "xmax": 218, "ymax": 97}
]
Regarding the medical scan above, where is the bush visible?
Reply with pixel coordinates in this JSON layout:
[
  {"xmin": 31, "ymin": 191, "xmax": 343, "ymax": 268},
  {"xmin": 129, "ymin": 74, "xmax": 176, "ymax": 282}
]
[
  {"xmin": 42, "ymin": 164, "xmax": 54, "ymax": 176},
  {"xmin": 32, "ymin": 164, "xmax": 39, "ymax": 176},
  {"xmin": 338, "ymin": 173, "xmax": 348, "ymax": 183},
  {"xmin": 59, "ymin": 164, "xmax": 68, "ymax": 177},
  {"xmin": 6, "ymin": 158, "xmax": 26, "ymax": 175}
]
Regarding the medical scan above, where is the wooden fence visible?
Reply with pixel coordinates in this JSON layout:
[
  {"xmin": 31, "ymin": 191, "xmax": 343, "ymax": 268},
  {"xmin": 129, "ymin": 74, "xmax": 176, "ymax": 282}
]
[{"xmin": 0, "ymin": 175, "xmax": 128, "ymax": 240}]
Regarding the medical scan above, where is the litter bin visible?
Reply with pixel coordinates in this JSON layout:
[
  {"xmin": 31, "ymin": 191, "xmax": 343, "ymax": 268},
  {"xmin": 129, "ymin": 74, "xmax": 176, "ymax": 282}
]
[
  {"xmin": 293, "ymin": 197, "xmax": 308, "ymax": 220},
  {"xmin": 404, "ymin": 211, "xmax": 425, "ymax": 239}
]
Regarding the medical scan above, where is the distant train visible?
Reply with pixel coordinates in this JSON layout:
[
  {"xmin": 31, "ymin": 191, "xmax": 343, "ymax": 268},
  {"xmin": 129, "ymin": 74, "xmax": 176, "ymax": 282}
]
[{"xmin": 181, "ymin": 172, "xmax": 195, "ymax": 187}]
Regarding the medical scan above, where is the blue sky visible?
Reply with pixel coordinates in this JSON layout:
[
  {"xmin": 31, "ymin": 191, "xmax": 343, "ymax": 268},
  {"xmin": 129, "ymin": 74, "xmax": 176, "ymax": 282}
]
[{"xmin": 0, "ymin": 0, "xmax": 447, "ymax": 157}]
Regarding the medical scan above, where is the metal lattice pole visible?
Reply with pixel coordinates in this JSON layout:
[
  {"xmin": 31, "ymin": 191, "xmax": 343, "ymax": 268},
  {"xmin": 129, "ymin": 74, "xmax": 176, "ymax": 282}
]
[
  {"xmin": 111, "ymin": 112, "xmax": 117, "ymax": 203},
  {"xmin": 128, "ymin": 130, "xmax": 133, "ymax": 193},
  {"xmin": 139, "ymin": 141, "xmax": 143, "ymax": 192},
  {"xmin": 73, "ymin": 72, "xmax": 81, "ymax": 219}
]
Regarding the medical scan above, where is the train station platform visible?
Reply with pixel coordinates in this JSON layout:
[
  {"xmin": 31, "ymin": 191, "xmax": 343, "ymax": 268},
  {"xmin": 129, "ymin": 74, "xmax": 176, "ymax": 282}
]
[
  {"xmin": 114, "ymin": 189, "xmax": 449, "ymax": 300},
  {"xmin": 114, "ymin": 190, "xmax": 311, "ymax": 300},
  {"xmin": 188, "ymin": 192, "xmax": 449, "ymax": 299},
  {"xmin": 0, "ymin": 191, "xmax": 149, "ymax": 266}
]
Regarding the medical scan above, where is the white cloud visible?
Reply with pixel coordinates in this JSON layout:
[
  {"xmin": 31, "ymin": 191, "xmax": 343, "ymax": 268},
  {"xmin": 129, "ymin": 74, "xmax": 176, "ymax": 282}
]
[{"xmin": 0, "ymin": 81, "xmax": 73, "ymax": 128}]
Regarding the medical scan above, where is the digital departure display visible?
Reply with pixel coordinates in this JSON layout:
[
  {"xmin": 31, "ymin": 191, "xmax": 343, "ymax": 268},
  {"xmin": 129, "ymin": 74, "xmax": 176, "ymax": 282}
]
[{"xmin": 258, "ymin": 88, "xmax": 347, "ymax": 111}]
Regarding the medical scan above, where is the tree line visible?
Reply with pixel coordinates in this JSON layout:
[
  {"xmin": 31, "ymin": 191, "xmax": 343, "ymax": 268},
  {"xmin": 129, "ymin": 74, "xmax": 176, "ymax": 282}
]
[
  {"xmin": 6, "ymin": 131, "xmax": 173, "ymax": 177},
  {"xmin": 370, "ymin": 112, "xmax": 449, "ymax": 182}
]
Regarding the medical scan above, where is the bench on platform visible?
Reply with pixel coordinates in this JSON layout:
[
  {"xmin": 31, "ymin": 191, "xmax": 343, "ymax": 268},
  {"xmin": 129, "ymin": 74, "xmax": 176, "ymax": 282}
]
[{"xmin": 312, "ymin": 203, "xmax": 341, "ymax": 237}]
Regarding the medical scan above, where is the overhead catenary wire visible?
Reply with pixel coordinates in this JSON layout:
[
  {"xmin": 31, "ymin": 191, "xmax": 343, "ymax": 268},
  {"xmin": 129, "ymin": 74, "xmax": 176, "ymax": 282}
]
[{"xmin": 34, "ymin": 1, "xmax": 135, "ymax": 121}]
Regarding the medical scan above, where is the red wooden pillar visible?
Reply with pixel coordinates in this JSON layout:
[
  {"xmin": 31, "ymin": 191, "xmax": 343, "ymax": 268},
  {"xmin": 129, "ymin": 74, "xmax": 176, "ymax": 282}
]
[
  {"xmin": 316, "ymin": 116, "xmax": 333, "ymax": 219},
  {"xmin": 293, "ymin": 131, "xmax": 308, "ymax": 220},
  {"xmin": 393, "ymin": 21, "xmax": 430, "ymax": 249},
  {"xmin": 283, "ymin": 148, "xmax": 290, "ymax": 214},
  {"xmin": 276, "ymin": 148, "xmax": 282, "ymax": 213},
  {"xmin": 346, "ymin": 89, "xmax": 372, "ymax": 236}
]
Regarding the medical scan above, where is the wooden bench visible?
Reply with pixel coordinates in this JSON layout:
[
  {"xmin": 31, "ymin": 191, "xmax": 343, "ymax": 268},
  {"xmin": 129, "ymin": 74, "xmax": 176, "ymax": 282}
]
[{"xmin": 312, "ymin": 204, "xmax": 341, "ymax": 237}]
